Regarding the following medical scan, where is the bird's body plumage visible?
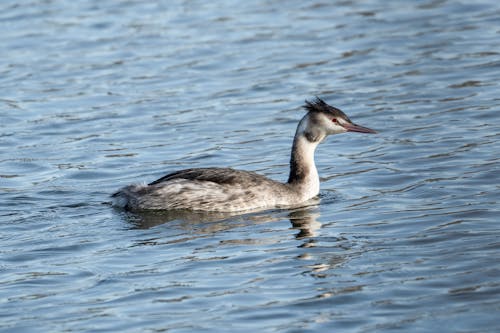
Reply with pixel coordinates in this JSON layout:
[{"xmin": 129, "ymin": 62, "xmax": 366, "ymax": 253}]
[{"xmin": 114, "ymin": 168, "xmax": 306, "ymax": 212}]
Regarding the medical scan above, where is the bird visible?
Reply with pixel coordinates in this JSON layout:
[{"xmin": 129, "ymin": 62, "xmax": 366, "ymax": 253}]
[{"xmin": 112, "ymin": 97, "xmax": 376, "ymax": 212}]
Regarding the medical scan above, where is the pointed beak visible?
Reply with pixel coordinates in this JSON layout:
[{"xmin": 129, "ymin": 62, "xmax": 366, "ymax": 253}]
[{"xmin": 342, "ymin": 122, "xmax": 377, "ymax": 134}]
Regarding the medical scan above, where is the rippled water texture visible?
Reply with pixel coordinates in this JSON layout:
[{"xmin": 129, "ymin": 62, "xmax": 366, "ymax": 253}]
[{"xmin": 1, "ymin": 1, "xmax": 499, "ymax": 332}]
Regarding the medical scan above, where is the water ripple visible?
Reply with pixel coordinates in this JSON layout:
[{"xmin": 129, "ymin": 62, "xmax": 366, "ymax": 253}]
[{"xmin": 1, "ymin": 0, "xmax": 499, "ymax": 332}]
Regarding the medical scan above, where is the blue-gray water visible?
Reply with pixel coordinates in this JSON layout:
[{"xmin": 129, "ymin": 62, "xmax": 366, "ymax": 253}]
[{"xmin": 1, "ymin": 1, "xmax": 499, "ymax": 332}]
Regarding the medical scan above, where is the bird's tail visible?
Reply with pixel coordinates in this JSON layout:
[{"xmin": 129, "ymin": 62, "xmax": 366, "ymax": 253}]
[{"xmin": 111, "ymin": 184, "xmax": 146, "ymax": 210}]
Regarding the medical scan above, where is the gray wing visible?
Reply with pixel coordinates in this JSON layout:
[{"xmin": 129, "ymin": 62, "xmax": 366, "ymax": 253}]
[{"xmin": 148, "ymin": 167, "xmax": 272, "ymax": 187}]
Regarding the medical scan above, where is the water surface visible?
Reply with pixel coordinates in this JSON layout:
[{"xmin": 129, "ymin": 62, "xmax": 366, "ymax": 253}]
[{"xmin": 1, "ymin": 1, "xmax": 499, "ymax": 332}]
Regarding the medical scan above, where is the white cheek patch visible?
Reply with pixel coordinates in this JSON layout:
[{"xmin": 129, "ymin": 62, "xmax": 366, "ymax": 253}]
[
  {"xmin": 336, "ymin": 118, "xmax": 350, "ymax": 130},
  {"xmin": 337, "ymin": 118, "xmax": 348, "ymax": 127},
  {"xmin": 327, "ymin": 118, "xmax": 347, "ymax": 133}
]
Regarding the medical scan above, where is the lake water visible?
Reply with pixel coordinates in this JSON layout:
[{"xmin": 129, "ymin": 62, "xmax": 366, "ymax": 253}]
[{"xmin": 1, "ymin": 1, "xmax": 499, "ymax": 332}]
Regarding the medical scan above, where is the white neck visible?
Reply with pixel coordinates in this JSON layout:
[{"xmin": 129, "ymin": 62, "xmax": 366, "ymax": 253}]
[{"xmin": 287, "ymin": 116, "xmax": 323, "ymax": 200}]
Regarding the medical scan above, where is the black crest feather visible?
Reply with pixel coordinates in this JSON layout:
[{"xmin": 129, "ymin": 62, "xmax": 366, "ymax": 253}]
[{"xmin": 303, "ymin": 97, "xmax": 345, "ymax": 118}]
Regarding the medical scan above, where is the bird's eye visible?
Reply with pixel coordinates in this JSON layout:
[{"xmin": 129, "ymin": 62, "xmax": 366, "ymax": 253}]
[{"xmin": 332, "ymin": 118, "xmax": 338, "ymax": 123}]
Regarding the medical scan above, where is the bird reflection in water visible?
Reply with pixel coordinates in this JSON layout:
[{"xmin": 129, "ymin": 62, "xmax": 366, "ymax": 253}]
[
  {"xmin": 119, "ymin": 199, "xmax": 322, "ymax": 242},
  {"xmin": 119, "ymin": 201, "xmax": 349, "ymax": 280}
]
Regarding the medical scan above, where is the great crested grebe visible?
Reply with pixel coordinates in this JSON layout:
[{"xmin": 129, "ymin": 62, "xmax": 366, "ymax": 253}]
[{"xmin": 113, "ymin": 98, "xmax": 376, "ymax": 212}]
